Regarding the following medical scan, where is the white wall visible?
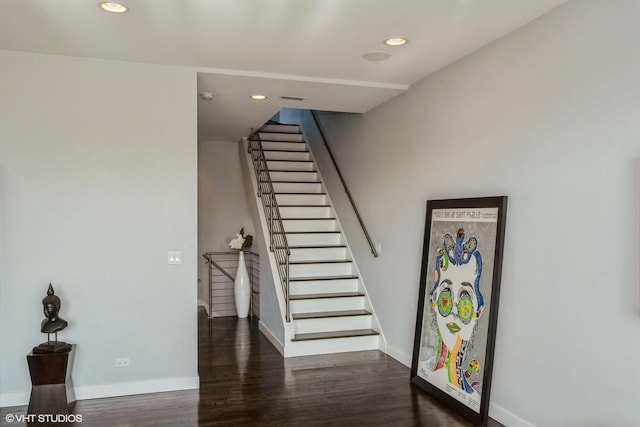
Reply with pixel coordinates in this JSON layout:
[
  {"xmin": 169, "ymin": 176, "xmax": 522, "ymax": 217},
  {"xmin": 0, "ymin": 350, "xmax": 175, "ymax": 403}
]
[
  {"xmin": 307, "ymin": 1, "xmax": 640, "ymax": 426},
  {"xmin": 0, "ymin": 51, "xmax": 198, "ymax": 405},
  {"xmin": 198, "ymin": 141, "xmax": 254, "ymax": 314}
]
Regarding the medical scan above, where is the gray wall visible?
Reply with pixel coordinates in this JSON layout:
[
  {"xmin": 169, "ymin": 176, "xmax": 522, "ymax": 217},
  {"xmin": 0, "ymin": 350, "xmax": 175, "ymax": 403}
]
[
  {"xmin": 198, "ymin": 141, "xmax": 254, "ymax": 314},
  {"xmin": 308, "ymin": 1, "xmax": 640, "ymax": 426},
  {"xmin": 0, "ymin": 51, "xmax": 198, "ymax": 404}
]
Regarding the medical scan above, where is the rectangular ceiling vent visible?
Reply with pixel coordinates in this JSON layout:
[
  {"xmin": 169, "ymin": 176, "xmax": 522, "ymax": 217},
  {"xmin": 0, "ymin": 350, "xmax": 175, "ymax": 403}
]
[{"xmin": 280, "ymin": 95, "xmax": 306, "ymax": 101}]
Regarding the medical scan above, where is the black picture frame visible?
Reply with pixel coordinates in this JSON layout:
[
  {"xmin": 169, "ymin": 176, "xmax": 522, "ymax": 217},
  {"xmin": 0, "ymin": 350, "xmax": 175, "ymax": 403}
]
[{"xmin": 410, "ymin": 196, "xmax": 508, "ymax": 427}]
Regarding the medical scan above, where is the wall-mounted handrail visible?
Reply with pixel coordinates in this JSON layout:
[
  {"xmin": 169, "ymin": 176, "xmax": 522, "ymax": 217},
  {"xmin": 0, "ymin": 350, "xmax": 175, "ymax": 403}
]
[
  {"xmin": 310, "ymin": 110, "xmax": 379, "ymax": 257},
  {"xmin": 247, "ymin": 132, "xmax": 292, "ymax": 322}
]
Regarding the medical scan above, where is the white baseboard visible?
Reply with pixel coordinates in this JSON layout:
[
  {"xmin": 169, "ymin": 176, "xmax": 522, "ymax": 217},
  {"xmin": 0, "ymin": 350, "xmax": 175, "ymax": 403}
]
[
  {"xmin": 0, "ymin": 376, "xmax": 200, "ymax": 408},
  {"xmin": 0, "ymin": 392, "xmax": 30, "ymax": 408},
  {"xmin": 258, "ymin": 321, "xmax": 284, "ymax": 356},
  {"xmin": 489, "ymin": 402, "xmax": 535, "ymax": 427},
  {"xmin": 75, "ymin": 376, "xmax": 200, "ymax": 400},
  {"xmin": 384, "ymin": 344, "xmax": 412, "ymax": 368}
]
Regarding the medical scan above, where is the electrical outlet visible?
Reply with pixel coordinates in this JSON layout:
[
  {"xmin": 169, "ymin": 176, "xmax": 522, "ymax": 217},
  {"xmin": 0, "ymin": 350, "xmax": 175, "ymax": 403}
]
[{"xmin": 115, "ymin": 357, "xmax": 130, "ymax": 368}]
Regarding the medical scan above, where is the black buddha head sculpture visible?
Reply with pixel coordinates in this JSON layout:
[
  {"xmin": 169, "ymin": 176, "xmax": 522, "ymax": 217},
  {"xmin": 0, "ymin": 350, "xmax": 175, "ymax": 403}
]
[{"xmin": 41, "ymin": 283, "xmax": 68, "ymax": 334}]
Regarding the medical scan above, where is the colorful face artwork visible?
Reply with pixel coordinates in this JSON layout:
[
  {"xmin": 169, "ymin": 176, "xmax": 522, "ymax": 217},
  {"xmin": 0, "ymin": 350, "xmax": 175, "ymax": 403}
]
[
  {"xmin": 429, "ymin": 228, "xmax": 484, "ymax": 395},
  {"xmin": 413, "ymin": 202, "xmax": 505, "ymax": 423}
]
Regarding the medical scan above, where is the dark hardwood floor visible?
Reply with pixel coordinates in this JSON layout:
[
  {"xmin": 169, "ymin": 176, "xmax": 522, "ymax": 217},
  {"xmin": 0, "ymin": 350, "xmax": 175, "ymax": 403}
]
[{"xmin": 1, "ymin": 309, "xmax": 504, "ymax": 426}]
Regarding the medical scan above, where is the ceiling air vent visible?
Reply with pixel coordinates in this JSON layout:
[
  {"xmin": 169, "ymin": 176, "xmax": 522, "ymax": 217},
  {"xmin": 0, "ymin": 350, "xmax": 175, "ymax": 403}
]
[{"xmin": 280, "ymin": 96, "xmax": 306, "ymax": 101}]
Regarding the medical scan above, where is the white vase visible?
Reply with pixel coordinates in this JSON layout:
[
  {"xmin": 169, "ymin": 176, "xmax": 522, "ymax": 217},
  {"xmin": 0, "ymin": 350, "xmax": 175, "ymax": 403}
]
[{"xmin": 234, "ymin": 251, "xmax": 251, "ymax": 318}]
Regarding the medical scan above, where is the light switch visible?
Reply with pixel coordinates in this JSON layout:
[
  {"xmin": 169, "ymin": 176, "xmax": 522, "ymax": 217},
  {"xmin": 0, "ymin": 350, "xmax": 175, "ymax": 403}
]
[{"xmin": 168, "ymin": 251, "xmax": 182, "ymax": 265}]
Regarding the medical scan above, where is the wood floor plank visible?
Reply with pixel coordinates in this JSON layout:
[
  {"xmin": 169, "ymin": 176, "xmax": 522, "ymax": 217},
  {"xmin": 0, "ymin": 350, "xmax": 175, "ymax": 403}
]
[
  {"xmin": 292, "ymin": 328, "xmax": 380, "ymax": 341},
  {"xmin": 289, "ymin": 291, "xmax": 363, "ymax": 299},
  {"xmin": 289, "ymin": 279, "xmax": 360, "ymax": 286},
  {"xmin": 0, "ymin": 308, "xmax": 505, "ymax": 426},
  {"xmin": 292, "ymin": 309, "xmax": 371, "ymax": 320}
]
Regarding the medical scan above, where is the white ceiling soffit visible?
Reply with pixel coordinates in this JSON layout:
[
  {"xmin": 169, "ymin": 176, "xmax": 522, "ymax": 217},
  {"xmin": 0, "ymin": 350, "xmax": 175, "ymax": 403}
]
[
  {"xmin": 196, "ymin": 72, "xmax": 405, "ymax": 142},
  {"xmin": 0, "ymin": 0, "xmax": 569, "ymax": 141}
]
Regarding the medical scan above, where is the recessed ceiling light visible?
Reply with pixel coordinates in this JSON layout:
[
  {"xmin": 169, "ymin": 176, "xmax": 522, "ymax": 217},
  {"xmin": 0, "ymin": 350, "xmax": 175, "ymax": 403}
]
[
  {"xmin": 99, "ymin": 2, "xmax": 128, "ymax": 13},
  {"xmin": 384, "ymin": 37, "xmax": 408, "ymax": 46},
  {"xmin": 250, "ymin": 95, "xmax": 267, "ymax": 100}
]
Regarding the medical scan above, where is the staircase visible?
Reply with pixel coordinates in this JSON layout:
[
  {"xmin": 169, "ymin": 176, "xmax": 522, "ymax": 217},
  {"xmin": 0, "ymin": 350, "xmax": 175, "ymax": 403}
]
[{"xmin": 246, "ymin": 122, "xmax": 382, "ymax": 357}]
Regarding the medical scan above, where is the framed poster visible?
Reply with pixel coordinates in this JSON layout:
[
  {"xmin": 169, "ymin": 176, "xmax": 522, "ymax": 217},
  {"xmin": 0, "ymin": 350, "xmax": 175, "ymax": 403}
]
[{"xmin": 410, "ymin": 196, "xmax": 508, "ymax": 427}]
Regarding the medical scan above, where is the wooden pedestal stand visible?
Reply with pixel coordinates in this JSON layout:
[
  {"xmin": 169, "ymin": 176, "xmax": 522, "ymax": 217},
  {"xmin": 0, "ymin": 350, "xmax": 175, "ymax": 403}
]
[{"xmin": 27, "ymin": 344, "xmax": 76, "ymax": 416}]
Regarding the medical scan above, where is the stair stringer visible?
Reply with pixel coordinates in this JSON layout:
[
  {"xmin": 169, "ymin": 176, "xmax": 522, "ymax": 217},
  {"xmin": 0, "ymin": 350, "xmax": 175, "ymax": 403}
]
[{"xmin": 241, "ymin": 138, "xmax": 296, "ymax": 353}]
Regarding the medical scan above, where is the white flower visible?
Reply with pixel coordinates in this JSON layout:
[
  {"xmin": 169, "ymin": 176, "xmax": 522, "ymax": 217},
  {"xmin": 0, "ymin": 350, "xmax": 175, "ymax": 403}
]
[{"xmin": 229, "ymin": 234, "xmax": 245, "ymax": 250}]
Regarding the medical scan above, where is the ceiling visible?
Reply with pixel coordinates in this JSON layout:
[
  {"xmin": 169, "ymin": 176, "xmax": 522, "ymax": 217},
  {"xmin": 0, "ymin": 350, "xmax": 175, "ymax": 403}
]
[{"xmin": 0, "ymin": 0, "xmax": 567, "ymax": 141}]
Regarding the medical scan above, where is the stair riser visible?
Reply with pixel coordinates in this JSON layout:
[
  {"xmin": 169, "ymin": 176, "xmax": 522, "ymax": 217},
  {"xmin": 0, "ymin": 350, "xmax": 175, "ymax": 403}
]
[
  {"xmin": 258, "ymin": 132, "xmax": 304, "ymax": 142},
  {"xmin": 261, "ymin": 141, "xmax": 307, "ymax": 151},
  {"xmin": 269, "ymin": 171, "xmax": 318, "ymax": 182},
  {"xmin": 272, "ymin": 182, "xmax": 323, "ymax": 193},
  {"xmin": 260, "ymin": 124, "xmax": 300, "ymax": 134},
  {"xmin": 267, "ymin": 161, "xmax": 314, "ymax": 171},
  {"xmin": 264, "ymin": 151, "xmax": 310, "ymax": 161},
  {"xmin": 289, "ymin": 278, "xmax": 358, "ymax": 295},
  {"xmin": 283, "ymin": 219, "xmax": 337, "ymax": 232},
  {"xmin": 285, "ymin": 233, "xmax": 342, "ymax": 246},
  {"xmin": 290, "ymin": 297, "xmax": 365, "ymax": 313},
  {"xmin": 276, "ymin": 194, "xmax": 327, "ymax": 205},
  {"xmin": 285, "ymin": 335, "xmax": 379, "ymax": 357},
  {"xmin": 289, "ymin": 247, "xmax": 347, "ymax": 261},
  {"xmin": 280, "ymin": 206, "xmax": 333, "ymax": 219},
  {"xmin": 289, "ymin": 263, "xmax": 353, "ymax": 277},
  {"xmin": 293, "ymin": 316, "xmax": 372, "ymax": 334}
]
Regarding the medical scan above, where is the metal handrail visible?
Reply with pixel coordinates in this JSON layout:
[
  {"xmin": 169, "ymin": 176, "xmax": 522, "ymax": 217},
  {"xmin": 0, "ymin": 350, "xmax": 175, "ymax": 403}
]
[
  {"xmin": 247, "ymin": 132, "xmax": 292, "ymax": 322},
  {"xmin": 202, "ymin": 251, "xmax": 259, "ymax": 281},
  {"xmin": 202, "ymin": 251, "xmax": 259, "ymax": 318},
  {"xmin": 310, "ymin": 110, "xmax": 379, "ymax": 257}
]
